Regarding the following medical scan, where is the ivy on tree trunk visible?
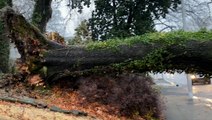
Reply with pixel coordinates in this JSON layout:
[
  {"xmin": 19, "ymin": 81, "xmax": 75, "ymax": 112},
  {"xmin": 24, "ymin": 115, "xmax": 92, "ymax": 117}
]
[{"xmin": 0, "ymin": 0, "xmax": 12, "ymax": 73}]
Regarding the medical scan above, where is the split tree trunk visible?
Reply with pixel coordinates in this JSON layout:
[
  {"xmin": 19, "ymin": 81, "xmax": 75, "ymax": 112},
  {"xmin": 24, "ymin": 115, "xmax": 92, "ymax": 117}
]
[{"xmin": 0, "ymin": 7, "xmax": 212, "ymax": 82}]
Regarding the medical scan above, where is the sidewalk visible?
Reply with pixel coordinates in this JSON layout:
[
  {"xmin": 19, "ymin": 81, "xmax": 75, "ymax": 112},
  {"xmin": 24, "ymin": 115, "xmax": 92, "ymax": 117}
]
[{"xmin": 155, "ymin": 79, "xmax": 212, "ymax": 120}]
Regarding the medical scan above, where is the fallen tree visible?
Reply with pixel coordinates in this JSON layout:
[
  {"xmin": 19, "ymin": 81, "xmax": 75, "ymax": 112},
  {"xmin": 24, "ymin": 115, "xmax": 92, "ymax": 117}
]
[{"xmin": 0, "ymin": 7, "xmax": 212, "ymax": 83}]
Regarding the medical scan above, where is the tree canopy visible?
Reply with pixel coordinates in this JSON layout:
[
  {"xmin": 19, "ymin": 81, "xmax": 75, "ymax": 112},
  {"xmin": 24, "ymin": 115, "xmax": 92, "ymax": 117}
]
[
  {"xmin": 69, "ymin": 20, "xmax": 92, "ymax": 45},
  {"xmin": 89, "ymin": 0, "xmax": 181, "ymax": 40}
]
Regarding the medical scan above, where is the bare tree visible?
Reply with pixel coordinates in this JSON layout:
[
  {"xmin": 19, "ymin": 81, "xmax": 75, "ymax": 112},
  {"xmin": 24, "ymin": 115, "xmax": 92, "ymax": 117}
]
[
  {"xmin": 13, "ymin": 0, "xmax": 35, "ymax": 21},
  {"xmin": 46, "ymin": 1, "xmax": 66, "ymax": 36},
  {"xmin": 155, "ymin": 0, "xmax": 212, "ymax": 32}
]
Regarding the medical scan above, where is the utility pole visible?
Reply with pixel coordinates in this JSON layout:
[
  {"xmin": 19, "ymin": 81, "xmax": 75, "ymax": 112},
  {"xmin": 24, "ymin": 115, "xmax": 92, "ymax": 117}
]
[
  {"xmin": 182, "ymin": 0, "xmax": 193, "ymax": 99},
  {"xmin": 186, "ymin": 74, "xmax": 193, "ymax": 99}
]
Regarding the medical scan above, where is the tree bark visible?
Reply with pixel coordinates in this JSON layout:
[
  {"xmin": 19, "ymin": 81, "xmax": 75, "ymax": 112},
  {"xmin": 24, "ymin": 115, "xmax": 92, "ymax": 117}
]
[
  {"xmin": 31, "ymin": 0, "xmax": 52, "ymax": 33},
  {"xmin": 0, "ymin": 7, "xmax": 63, "ymax": 75},
  {"xmin": 1, "ymin": 7, "xmax": 212, "ymax": 82},
  {"xmin": 7, "ymin": 0, "xmax": 12, "ymax": 7},
  {"xmin": 0, "ymin": 19, "xmax": 9, "ymax": 73},
  {"xmin": 0, "ymin": 0, "xmax": 12, "ymax": 73},
  {"xmin": 43, "ymin": 40, "xmax": 212, "ymax": 74}
]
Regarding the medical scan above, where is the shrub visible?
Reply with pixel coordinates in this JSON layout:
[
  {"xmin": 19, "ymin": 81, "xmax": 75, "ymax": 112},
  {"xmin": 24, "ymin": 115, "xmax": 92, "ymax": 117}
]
[{"xmin": 77, "ymin": 74, "xmax": 162, "ymax": 119}]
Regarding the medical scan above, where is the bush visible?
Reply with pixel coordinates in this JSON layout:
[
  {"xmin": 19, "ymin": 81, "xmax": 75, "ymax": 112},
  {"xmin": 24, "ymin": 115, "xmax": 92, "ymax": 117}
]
[{"xmin": 76, "ymin": 74, "xmax": 162, "ymax": 119}]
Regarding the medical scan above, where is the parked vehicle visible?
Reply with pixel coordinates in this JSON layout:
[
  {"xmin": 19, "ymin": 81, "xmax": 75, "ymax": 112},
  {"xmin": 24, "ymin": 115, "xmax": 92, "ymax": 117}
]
[{"xmin": 191, "ymin": 74, "xmax": 211, "ymax": 85}]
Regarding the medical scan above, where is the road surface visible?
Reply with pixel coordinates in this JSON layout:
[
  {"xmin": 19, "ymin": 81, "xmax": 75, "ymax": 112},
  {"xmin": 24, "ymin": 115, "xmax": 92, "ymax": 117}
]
[{"xmin": 156, "ymin": 79, "xmax": 212, "ymax": 120}]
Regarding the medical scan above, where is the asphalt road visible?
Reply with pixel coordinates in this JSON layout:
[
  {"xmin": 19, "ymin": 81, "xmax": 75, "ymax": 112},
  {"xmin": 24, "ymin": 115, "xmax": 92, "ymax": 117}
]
[
  {"xmin": 156, "ymin": 79, "xmax": 212, "ymax": 120},
  {"xmin": 193, "ymin": 84, "xmax": 212, "ymax": 99}
]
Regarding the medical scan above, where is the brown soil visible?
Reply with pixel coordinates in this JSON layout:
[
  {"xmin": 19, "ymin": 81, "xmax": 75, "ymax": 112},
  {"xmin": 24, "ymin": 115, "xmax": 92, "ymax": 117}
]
[
  {"xmin": 0, "ymin": 74, "xmax": 150, "ymax": 120},
  {"xmin": 0, "ymin": 81, "xmax": 140, "ymax": 120}
]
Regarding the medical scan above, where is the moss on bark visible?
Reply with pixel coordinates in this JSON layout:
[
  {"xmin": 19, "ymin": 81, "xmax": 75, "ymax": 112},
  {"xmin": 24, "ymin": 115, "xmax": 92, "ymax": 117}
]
[
  {"xmin": 0, "ymin": 20, "xmax": 9, "ymax": 73},
  {"xmin": 0, "ymin": 1, "xmax": 11, "ymax": 73}
]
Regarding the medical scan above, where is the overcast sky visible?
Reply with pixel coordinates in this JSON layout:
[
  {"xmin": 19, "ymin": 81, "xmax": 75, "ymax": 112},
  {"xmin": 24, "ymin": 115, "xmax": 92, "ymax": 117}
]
[{"xmin": 51, "ymin": 0, "xmax": 95, "ymax": 37}]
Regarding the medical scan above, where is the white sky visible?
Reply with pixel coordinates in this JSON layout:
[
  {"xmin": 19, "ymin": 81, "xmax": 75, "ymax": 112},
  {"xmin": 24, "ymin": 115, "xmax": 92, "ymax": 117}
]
[{"xmin": 56, "ymin": 0, "xmax": 95, "ymax": 37}]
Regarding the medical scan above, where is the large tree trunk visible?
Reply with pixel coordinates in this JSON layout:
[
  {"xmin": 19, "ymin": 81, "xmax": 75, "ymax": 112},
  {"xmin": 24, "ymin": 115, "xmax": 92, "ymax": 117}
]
[
  {"xmin": 0, "ymin": 0, "xmax": 12, "ymax": 73},
  {"xmin": 1, "ymin": 7, "xmax": 212, "ymax": 82},
  {"xmin": 7, "ymin": 0, "xmax": 12, "ymax": 6},
  {"xmin": 43, "ymin": 40, "xmax": 212, "ymax": 82},
  {"xmin": 31, "ymin": 0, "xmax": 52, "ymax": 33},
  {"xmin": 0, "ymin": 19, "xmax": 9, "ymax": 73}
]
